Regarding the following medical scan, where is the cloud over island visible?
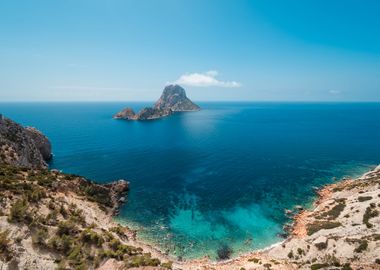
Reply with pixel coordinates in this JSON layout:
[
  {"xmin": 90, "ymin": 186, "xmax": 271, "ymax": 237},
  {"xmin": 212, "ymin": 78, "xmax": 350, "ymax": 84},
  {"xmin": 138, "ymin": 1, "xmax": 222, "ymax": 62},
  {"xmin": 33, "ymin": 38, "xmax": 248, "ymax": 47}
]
[{"xmin": 172, "ymin": 71, "xmax": 241, "ymax": 88}]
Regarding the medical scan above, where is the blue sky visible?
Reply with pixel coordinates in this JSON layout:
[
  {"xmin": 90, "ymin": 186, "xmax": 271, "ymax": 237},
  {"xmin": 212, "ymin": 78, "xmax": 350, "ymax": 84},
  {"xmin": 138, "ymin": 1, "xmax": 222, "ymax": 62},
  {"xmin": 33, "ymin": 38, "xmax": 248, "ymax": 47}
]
[{"xmin": 0, "ymin": 0, "xmax": 379, "ymax": 101}]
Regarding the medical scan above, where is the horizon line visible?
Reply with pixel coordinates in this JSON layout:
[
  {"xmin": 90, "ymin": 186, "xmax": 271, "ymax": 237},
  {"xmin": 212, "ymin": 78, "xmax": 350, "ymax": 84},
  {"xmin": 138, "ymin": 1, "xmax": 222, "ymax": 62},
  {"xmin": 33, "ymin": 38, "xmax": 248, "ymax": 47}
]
[{"xmin": 1, "ymin": 100, "xmax": 380, "ymax": 103}]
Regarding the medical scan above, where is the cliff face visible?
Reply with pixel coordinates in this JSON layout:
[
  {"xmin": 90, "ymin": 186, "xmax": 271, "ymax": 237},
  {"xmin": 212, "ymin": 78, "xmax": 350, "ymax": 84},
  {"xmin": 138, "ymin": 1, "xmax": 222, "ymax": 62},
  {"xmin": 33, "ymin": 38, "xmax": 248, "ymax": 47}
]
[
  {"xmin": 25, "ymin": 127, "xmax": 52, "ymax": 161},
  {"xmin": 113, "ymin": 84, "xmax": 199, "ymax": 121},
  {"xmin": 0, "ymin": 117, "xmax": 52, "ymax": 168},
  {"xmin": 154, "ymin": 84, "xmax": 200, "ymax": 112}
]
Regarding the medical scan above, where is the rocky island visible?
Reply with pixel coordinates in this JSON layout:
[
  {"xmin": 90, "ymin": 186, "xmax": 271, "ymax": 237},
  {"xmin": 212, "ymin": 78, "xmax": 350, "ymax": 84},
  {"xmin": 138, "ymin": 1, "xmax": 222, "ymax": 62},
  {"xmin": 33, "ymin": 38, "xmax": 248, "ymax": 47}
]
[{"xmin": 113, "ymin": 84, "xmax": 200, "ymax": 121}]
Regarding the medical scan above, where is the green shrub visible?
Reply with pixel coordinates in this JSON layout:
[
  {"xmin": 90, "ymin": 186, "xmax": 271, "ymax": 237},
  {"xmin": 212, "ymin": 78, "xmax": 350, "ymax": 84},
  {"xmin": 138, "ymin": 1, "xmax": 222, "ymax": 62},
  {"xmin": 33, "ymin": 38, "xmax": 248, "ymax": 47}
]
[
  {"xmin": 318, "ymin": 202, "xmax": 345, "ymax": 220},
  {"xmin": 306, "ymin": 221, "xmax": 342, "ymax": 235},
  {"xmin": 67, "ymin": 205, "xmax": 86, "ymax": 225},
  {"xmin": 31, "ymin": 227, "xmax": 48, "ymax": 247},
  {"xmin": 297, "ymin": 247, "xmax": 305, "ymax": 256},
  {"xmin": 36, "ymin": 176, "xmax": 55, "ymax": 187},
  {"xmin": 0, "ymin": 230, "xmax": 10, "ymax": 254},
  {"xmin": 341, "ymin": 263, "xmax": 353, "ymax": 270},
  {"xmin": 57, "ymin": 220, "xmax": 77, "ymax": 236},
  {"xmin": 310, "ymin": 263, "xmax": 328, "ymax": 270},
  {"xmin": 80, "ymin": 229, "xmax": 104, "ymax": 247},
  {"xmin": 314, "ymin": 242, "xmax": 327, "ymax": 250},
  {"xmin": 127, "ymin": 253, "xmax": 160, "ymax": 268},
  {"xmin": 0, "ymin": 230, "xmax": 12, "ymax": 261},
  {"xmin": 59, "ymin": 204, "xmax": 68, "ymax": 218},
  {"xmin": 263, "ymin": 263, "xmax": 271, "ymax": 269},
  {"xmin": 110, "ymin": 225, "xmax": 126, "ymax": 238},
  {"xmin": 161, "ymin": 261, "xmax": 173, "ymax": 269},
  {"xmin": 48, "ymin": 234, "xmax": 73, "ymax": 254},
  {"xmin": 358, "ymin": 196, "xmax": 372, "ymax": 202},
  {"xmin": 67, "ymin": 244, "xmax": 83, "ymax": 262},
  {"xmin": 44, "ymin": 209, "xmax": 58, "ymax": 226},
  {"xmin": 8, "ymin": 198, "xmax": 32, "ymax": 224},
  {"xmin": 354, "ymin": 240, "xmax": 368, "ymax": 253},
  {"xmin": 363, "ymin": 206, "xmax": 379, "ymax": 228},
  {"xmin": 80, "ymin": 184, "xmax": 112, "ymax": 207}
]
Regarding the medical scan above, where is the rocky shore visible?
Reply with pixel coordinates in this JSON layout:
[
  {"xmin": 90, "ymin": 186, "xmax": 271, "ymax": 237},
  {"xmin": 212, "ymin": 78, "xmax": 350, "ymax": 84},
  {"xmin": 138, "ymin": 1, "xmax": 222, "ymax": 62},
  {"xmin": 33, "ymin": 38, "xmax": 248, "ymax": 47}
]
[
  {"xmin": 173, "ymin": 165, "xmax": 380, "ymax": 270},
  {"xmin": 114, "ymin": 84, "xmax": 200, "ymax": 121}
]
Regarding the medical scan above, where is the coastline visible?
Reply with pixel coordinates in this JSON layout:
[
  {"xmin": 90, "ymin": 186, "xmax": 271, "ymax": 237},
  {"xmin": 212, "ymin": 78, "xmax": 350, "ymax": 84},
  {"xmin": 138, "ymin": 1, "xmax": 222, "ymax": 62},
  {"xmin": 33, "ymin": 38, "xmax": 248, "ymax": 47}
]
[
  {"xmin": 109, "ymin": 164, "xmax": 380, "ymax": 269},
  {"xmin": 1, "ymin": 161, "xmax": 378, "ymax": 269}
]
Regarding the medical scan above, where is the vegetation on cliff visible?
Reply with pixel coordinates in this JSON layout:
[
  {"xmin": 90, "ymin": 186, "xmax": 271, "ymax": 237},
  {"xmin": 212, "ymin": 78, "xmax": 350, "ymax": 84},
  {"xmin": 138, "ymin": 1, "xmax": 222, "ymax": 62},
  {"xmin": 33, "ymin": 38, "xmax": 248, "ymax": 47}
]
[{"xmin": 0, "ymin": 165, "xmax": 171, "ymax": 269}]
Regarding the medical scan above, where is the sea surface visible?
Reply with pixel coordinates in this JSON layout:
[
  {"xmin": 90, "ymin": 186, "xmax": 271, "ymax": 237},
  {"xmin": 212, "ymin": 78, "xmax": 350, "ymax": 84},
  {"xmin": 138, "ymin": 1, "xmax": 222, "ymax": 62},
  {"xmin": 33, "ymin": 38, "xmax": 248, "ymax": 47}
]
[{"xmin": 1, "ymin": 102, "xmax": 379, "ymax": 259}]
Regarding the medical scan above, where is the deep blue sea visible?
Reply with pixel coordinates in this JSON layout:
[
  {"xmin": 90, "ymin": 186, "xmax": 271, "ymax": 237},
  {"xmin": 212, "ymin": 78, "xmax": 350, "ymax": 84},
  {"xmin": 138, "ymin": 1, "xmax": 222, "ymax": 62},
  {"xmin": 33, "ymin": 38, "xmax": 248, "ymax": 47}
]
[{"xmin": 1, "ymin": 102, "xmax": 379, "ymax": 259}]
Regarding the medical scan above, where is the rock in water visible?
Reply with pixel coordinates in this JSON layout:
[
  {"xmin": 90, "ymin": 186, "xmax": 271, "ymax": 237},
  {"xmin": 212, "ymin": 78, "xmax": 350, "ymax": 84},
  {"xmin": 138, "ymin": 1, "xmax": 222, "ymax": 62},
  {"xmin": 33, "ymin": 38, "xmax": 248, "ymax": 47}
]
[
  {"xmin": 113, "ymin": 84, "xmax": 199, "ymax": 121},
  {"xmin": 154, "ymin": 84, "xmax": 200, "ymax": 112},
  {"xmin": 113, "ymin": 108, "xmax": 136, "ymax": 120},
  {"xmin": 0, "ymin": 116, "xmax": 52, "ymax": 168}
]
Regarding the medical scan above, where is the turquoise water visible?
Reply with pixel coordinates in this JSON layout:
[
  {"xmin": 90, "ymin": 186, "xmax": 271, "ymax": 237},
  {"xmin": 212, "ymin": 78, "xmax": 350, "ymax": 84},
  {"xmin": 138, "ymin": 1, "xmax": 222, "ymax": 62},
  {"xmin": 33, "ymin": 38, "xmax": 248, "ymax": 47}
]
[{"xmin": 1, "ymin": 102, "xmax": 379, "ymax": 259}]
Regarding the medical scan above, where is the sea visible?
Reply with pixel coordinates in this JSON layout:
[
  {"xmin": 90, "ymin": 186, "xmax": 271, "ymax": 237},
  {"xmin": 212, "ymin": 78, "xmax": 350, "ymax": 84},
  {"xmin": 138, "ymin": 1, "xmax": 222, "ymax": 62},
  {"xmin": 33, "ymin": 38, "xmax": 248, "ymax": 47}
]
[{"xmin": 1, "ymin": 102, "xmax": 379, "ymax": 259}]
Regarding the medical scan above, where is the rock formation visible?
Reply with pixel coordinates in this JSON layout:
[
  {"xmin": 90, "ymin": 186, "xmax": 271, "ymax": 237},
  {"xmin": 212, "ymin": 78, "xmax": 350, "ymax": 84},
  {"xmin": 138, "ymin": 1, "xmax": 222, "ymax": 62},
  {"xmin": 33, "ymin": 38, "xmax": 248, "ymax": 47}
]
[
  {"xmin": 25, "ymin": 127, "xmax": 52, "ymax": 161},
  {"xmin": 154, "ymin": 84, "xmax": 200, "ymax": 112},
  {"xmin": 0, "ymin": 116, "xmax": 52, "ymax": 168},
  {"xmin": 113, "ymin": 108, "xmax": 136, "ymax": 120},
  {"xmin": 113, "ymin": 84, "xmax": 199, "ymax": 120}
]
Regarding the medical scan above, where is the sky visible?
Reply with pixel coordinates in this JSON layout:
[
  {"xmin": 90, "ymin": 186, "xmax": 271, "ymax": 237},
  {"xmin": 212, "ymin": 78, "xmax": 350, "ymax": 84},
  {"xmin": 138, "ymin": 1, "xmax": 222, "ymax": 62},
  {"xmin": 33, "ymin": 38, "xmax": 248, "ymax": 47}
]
[{"xmin": 0, "ymin": 0, "xmax": 379, "ymax": 102}]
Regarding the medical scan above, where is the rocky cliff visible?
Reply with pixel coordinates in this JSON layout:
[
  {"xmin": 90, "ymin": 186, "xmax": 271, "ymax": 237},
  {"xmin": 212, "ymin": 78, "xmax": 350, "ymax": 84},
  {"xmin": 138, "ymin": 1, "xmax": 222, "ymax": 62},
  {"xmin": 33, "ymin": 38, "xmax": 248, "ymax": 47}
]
[
  {"xmin": 0, "ymin": 117, "xmax": 171, "ymax": 270},
  {"xmin": 113, "ymin": 84, "xmax": 199, "ymax": 121},
  {"xmin": 154, "ymin": 84, "xmax": 200, "ymax": 112},
  {"xmin": 25, "ymin": 127, "xmax": 52, "ymax": 161},
  {"xmin": 0, "ymin": 116, "xmax": 52, "ymax": 168}
]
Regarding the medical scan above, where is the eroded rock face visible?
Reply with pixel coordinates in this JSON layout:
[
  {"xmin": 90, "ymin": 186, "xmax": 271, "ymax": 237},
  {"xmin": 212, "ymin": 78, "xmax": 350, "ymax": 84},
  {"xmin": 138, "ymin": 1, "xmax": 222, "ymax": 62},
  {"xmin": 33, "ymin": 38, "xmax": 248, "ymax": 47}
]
[
  {"xmin": 25, "ymin": 127, "xmax": 52, "ymax": 161},
  {"xmin": 0, "ymin": 117, "xmax": 52, "ymax": 168},
  {"xmin": 114, "ymin": 84, "xmax": 199, "ymax": 121},
  {"xmin": 154, "ymin": 84, "xmax": 200, "ymax": 112}
]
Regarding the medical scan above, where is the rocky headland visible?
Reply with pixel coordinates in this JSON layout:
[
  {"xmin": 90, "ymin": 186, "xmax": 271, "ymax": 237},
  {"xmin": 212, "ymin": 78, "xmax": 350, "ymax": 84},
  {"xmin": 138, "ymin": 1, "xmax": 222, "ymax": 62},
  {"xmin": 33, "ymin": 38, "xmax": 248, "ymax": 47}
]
[
  {"xmin": 0, "ymin": 117, "xmax": 171, "ymax": 270},
  {"xmin": 113, "ymin": 84, "xmax": 200, "ymax": 121},
  {"xmin": 0, "ymin": 116, "xmax": 52, "ymax": 169}
]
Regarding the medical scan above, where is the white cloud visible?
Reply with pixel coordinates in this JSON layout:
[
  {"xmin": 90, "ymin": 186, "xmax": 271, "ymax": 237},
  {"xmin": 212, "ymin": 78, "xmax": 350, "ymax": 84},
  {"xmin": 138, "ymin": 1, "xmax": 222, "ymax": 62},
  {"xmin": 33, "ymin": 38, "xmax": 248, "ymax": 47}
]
[{"xmin": 172, "ymin": 70, "xmax": 241, "ymax": 88}]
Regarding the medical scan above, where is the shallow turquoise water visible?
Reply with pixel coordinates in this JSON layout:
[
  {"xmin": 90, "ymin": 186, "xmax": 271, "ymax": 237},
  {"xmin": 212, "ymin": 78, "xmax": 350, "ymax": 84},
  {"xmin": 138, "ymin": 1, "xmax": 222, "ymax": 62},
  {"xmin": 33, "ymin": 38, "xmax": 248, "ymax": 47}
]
[{"xmin": 1, "ymin": 102, "xmax": 379, "ymax": 259}]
